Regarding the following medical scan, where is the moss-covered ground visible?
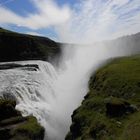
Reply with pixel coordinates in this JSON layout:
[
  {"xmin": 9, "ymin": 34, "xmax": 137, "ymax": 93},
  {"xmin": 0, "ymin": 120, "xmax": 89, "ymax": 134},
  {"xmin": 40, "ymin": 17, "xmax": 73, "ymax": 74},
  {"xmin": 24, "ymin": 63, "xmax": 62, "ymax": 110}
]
[
  {"xmin": 0, "ymin": 99, "xmax": 44, "ymax": 140},
  {"xmin": 66, "ymin": 55, "xmax": 140, "ymax": 140}
]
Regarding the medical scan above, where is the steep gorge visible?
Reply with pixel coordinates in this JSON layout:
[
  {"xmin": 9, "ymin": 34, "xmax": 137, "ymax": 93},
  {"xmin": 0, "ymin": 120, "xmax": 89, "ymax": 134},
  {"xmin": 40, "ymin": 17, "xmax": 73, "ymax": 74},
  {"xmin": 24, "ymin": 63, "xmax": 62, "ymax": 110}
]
[{"xmin": 0, "ymin": 28, "xmax": 140, "ymax": 140}]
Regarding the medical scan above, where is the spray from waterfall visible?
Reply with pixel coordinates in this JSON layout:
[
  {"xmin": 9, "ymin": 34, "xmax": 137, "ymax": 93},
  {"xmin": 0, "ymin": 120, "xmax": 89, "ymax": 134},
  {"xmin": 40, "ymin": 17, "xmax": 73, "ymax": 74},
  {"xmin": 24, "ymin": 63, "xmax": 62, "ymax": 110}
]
[
  {"xmin": 49, "ymin": 0, "xmax": 140, "ymax": 139},
  {"xmin": 0, "ymin": 0, "xmax": 140, "ymax": 140}
]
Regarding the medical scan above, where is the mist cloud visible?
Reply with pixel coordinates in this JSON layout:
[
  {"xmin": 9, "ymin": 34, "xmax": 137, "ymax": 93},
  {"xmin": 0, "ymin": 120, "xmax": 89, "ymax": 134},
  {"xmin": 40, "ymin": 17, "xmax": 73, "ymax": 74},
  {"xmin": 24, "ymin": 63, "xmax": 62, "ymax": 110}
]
[{"xmin": 0, "ymin": 1, "xmax": 140, "ymax": 140}]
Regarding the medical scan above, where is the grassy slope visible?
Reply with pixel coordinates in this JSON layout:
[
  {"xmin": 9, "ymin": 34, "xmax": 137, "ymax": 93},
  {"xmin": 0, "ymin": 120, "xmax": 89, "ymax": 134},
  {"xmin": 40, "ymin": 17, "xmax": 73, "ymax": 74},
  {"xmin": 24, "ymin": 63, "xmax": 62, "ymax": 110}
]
[
  {"xmin": 66, "ymin": 55, "xmax": 140, "ymax": 140},
  {"xmin": 0, "ymin": 27, "xmax": 61, "ymax": 62}
]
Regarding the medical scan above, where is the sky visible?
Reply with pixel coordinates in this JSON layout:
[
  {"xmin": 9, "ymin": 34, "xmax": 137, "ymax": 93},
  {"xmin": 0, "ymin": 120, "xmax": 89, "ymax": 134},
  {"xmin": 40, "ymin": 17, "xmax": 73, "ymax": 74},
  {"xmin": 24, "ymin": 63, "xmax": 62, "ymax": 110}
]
[{"xmin": 0, "ymin": 0, "xmax": 140, "ymax": 43}]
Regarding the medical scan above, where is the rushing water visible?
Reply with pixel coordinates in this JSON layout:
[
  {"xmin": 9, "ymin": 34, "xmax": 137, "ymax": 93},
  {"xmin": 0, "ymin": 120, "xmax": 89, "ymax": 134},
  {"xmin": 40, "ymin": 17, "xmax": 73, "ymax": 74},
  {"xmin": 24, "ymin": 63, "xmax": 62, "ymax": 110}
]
[
  {"xmin": 0, "ymin": 43, "xmax": 139, "ymax": 140},
  {"xmin": 0, "ymin": 61, "xmax": 59, "ymax": 139},
  {"xmin": 0, "ymin": 59, "xmax": 85, "ymax": 140}
]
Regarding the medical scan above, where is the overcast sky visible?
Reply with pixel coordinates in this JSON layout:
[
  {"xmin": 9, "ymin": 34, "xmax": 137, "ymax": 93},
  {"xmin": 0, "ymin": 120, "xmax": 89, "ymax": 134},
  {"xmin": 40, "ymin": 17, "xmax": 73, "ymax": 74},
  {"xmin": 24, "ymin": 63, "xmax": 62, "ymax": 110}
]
[{"xmin": 0, "ymin": 0, "xmax": 140, "ymax": 43}]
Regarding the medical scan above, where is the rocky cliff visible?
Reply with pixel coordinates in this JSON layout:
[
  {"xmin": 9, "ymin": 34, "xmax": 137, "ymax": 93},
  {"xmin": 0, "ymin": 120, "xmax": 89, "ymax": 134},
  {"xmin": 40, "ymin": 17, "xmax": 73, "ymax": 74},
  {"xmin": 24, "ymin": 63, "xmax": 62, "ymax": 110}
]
[
  {"xmin": 66, "ymin": 55, "xmax": 140, "ymax": 140},
  {"xmin": 0, "ymin": 99, "xmax": 44, "ymax": 140}
]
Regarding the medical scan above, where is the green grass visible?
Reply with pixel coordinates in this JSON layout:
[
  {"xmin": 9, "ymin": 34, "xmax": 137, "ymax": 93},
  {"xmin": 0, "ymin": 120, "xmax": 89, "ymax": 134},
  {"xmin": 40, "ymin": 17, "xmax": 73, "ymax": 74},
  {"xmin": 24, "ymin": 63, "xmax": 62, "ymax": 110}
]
[
  {"xmin": 11, "ymin": 116, "xmax": 44, "ymax": 140},
  {"xmin": 89, "ymin": 55, "xmax": 140, "ymax": 100},
  {"xmin": 0, "ymin": 98, "xmax": 44, "ymax": 140},
  {"xmin": 14, "ymin": 116, "xmax": 44, "ymax": 136},
  {"xmin": 66, "ymin": 55, "xmax": 140, "ymax": 140},
  {"xmin": 119, "ymin": 112, "xmax": 140, "ymax": 140}
]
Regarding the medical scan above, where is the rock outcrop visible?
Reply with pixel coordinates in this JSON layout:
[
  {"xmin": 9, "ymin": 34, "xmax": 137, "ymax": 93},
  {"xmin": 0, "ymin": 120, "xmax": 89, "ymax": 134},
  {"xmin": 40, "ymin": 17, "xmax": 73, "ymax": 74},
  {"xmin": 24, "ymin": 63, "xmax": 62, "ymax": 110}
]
[
  {"xmin": 0, "ymin": 63, "xmax": 39, "ymax": 71},
  {"xmin": 0, "ymin": 99, "xmax": 45, "ymax": 140}
]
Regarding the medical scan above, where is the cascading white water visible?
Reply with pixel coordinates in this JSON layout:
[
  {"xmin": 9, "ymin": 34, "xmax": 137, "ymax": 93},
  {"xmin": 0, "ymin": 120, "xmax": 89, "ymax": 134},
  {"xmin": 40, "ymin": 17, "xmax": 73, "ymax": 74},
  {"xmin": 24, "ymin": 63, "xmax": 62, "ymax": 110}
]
[
  {"xmin": 50, "ymin": 43, "xmax": 136, "ymax": 140},
  {"xmin": 0, "ymin": 42, "xmax": 137, "ymax": 140},
  {"xmin": 0, "ymin": 60, "xmax": 59, "ymax": 139},
  {"xmin": 0, "ymin": 0, "xmax": 139, "ymax": 139}
]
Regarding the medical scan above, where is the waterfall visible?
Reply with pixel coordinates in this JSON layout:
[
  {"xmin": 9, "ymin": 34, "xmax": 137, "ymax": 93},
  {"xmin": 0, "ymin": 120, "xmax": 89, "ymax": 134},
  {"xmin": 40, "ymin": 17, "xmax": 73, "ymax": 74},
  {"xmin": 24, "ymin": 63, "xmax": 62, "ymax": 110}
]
[
  {"xmin": 0, "ymin": 45, "xmax": 106, "ymax": 140},
  {"xmin": 0, "ymin": 60, "xmax": 59, "ymax": 140},
  {"xmin": 0, "ymin": 42, "xmax": 137, "ymax": 140},
  {"xmin": 0, "ymin": 58, "xmax": 88, "ymax": 140}
]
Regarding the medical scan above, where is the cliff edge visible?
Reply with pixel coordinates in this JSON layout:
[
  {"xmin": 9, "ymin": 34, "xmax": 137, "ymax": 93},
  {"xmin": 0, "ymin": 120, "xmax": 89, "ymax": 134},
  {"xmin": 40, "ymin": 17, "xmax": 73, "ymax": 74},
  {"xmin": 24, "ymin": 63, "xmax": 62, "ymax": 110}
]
[
  {"xmin": 0, "ymin": 99, "xmax": 44, "ymax": 140},
  {"xmin": 66, "ymin": 55, "xmax": 140, "ymax": 140}
]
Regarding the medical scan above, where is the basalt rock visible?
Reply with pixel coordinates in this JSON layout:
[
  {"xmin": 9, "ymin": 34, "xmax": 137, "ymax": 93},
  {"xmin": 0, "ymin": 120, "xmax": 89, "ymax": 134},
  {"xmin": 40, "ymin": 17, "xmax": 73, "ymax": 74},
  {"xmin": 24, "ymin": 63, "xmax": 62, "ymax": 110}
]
[{"xmin": 0, "ymin": 99, "xmax": 45, "ymax": 140}]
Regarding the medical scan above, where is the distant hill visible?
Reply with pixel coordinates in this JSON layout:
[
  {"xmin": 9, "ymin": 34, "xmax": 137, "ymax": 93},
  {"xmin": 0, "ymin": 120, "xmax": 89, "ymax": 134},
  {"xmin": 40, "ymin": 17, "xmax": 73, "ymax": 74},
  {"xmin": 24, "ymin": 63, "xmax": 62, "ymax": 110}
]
[
  {"xmin": 0, "ymin": 27, "xmax": 61, "ymax": 62},
  {"xmin": 104, "ymin": 32, "xmax": 140, "ymax": 55},
  {"xmin": 0, "ymin": 27, "xmax": 140, "ymax": 63}
]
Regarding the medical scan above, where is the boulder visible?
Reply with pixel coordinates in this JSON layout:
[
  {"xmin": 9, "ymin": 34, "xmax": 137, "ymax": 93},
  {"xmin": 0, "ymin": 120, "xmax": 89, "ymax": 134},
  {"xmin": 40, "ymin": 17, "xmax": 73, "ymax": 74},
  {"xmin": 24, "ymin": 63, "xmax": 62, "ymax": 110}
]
[
  {"xmin": 105, "ymin": 97, "xmax": 137, "ymax": 117},
  {"xmin": 0, "ymin": 99, "xmax": 20, "ymax": 121}
]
